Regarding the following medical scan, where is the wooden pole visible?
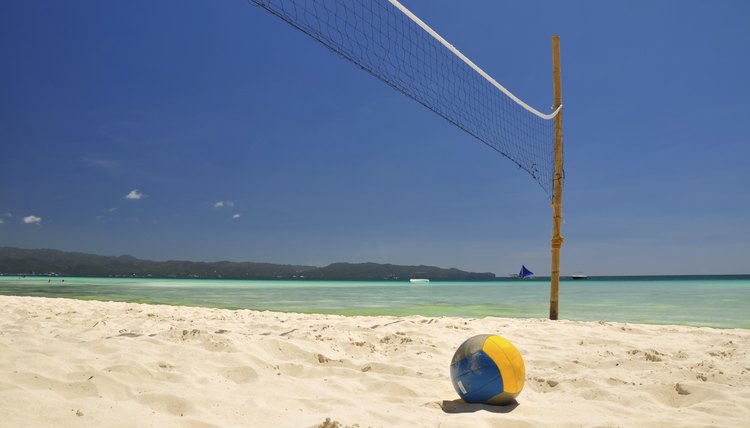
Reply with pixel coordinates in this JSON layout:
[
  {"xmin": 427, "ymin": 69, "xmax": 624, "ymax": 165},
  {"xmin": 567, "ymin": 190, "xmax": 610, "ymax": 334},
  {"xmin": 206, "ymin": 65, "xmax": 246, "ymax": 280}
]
[{"xmin": 550, "ymin": 35, "xmax": 564, "ymax": 320}]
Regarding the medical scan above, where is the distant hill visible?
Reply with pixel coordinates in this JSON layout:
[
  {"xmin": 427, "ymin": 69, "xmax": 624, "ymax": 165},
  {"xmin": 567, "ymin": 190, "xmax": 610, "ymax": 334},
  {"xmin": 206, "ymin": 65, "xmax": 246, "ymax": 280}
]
[{"xmin": 0, "ymin": 247, "xmax": 495, "ymax": 280}]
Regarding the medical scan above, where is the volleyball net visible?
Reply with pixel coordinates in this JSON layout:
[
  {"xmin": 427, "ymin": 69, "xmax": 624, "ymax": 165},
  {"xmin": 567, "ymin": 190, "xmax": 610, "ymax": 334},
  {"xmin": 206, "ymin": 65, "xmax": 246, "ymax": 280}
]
[{"xmin": 248, "ymin": 0, "xmax": 561, "ymax": 198}]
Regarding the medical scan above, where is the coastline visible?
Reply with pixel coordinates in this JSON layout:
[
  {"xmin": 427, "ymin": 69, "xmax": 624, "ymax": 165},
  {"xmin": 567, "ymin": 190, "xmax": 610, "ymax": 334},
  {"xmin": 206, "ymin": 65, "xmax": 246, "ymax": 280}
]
[
  {"xmin": 1, "ymin": 295, "xmax": 748, "ymax": 427},
  {"xmin": 2, "ymin": 276, "xmax": 749, "ymax": 329}
]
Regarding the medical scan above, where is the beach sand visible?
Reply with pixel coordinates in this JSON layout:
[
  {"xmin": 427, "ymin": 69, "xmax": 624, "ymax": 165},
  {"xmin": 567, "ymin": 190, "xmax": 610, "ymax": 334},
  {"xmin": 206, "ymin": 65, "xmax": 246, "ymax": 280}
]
[{"xmin": 0, "ymin": 296, "xmax": 748, "ymax": 427}]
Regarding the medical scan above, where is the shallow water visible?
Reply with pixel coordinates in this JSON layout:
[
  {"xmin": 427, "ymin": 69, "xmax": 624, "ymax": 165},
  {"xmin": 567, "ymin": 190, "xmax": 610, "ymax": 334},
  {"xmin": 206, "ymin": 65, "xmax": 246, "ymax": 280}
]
[{"xmin": 1, "ymin": 276, "xmax": 748, "ymax": 329}]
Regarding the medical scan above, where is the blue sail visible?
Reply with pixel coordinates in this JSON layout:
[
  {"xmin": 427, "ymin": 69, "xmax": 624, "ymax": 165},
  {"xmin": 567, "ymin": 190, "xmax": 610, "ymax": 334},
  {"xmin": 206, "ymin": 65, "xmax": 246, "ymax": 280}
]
[{"xmin": 519, "ymin": 265, "xmax": 534, "ymax": 278}]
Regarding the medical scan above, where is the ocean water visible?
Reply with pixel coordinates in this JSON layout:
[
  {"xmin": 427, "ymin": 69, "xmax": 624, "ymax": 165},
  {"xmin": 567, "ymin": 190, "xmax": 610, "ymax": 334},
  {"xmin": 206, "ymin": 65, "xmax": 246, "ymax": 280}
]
[{"xmin": 1, "ymin": 276, "xmax": 748, "ymax": 329}]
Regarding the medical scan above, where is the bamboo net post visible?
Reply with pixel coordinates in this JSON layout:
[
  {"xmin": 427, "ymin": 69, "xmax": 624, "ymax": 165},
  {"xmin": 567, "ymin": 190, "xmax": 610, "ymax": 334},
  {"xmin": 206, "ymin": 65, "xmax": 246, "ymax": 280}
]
[{"xmin": 550, "ymin": 35, "xmax": 564, "ymax": 320}]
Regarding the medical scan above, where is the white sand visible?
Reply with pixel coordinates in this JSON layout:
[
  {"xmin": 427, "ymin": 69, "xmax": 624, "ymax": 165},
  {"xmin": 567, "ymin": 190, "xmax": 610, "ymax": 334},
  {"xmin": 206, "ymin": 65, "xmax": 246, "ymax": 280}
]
[{"xmin": 0, "ymin": 296, "xmax": 748, "ymax": 427}]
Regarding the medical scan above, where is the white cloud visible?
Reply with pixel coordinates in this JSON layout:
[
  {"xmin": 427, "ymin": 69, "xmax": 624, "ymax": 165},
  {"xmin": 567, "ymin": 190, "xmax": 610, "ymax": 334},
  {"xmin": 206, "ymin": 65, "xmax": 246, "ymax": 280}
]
[
  {"xmin": 214, "ymin": 200, "xmax": 235, "ymax": 208},
  {"xmin": 232, "ymin": 213, "xmax": 241, "ymax": 219},
  {"xmin": 125, "ymin": 189, "xmax": 145, "ymax": 200},
  {"xmin": 108, "ymin": 207, "xmax": 118, "ymax": 212},
  {"xmin": 23, "ymin": 215, "xmax": 42, "ymax": 224},
  {"xmin": 0, "ymin": 218, "xmax": 4, "ymax": 225}
]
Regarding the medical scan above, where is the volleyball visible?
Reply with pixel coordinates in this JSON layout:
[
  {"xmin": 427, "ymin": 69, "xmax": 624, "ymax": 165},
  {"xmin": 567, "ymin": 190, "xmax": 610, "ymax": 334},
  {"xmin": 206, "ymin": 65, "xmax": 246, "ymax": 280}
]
[{"xmin": 450, "ymin": 334, "xmax": 525, "ymax": 405}]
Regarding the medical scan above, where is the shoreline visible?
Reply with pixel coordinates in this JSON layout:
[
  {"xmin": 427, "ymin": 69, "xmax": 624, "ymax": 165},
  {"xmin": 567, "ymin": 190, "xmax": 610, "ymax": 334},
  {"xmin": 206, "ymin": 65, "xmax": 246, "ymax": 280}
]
[
  {"xmin": 2, "ymin": 276, "xmax": 749, "ymax": 330},
  {"xmin": 1, "ymin": 295, "xmax": 749, "ymax": 427}
]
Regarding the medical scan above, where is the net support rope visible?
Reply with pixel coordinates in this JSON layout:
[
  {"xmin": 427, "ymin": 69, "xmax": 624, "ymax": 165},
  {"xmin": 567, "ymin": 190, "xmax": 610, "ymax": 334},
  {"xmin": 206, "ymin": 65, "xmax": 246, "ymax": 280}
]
[{"xmin": 248, "ymin": 0, "xmax": 562, "ymax": 198}]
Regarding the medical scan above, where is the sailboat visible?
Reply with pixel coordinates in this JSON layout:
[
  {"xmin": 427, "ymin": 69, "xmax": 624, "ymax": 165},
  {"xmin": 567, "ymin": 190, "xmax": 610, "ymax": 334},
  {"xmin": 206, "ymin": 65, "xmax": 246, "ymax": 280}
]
[{"xmin": 518, "ymin": 265, "xmax": 534, "ymax": 279}]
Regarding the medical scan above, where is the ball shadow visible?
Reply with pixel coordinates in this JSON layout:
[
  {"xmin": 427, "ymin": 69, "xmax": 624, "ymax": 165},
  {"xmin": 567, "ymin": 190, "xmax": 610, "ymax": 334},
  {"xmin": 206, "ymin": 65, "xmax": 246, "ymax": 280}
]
[{"xmin": 440, "ymin": 399, "xmax": 519, "ymax": 414}]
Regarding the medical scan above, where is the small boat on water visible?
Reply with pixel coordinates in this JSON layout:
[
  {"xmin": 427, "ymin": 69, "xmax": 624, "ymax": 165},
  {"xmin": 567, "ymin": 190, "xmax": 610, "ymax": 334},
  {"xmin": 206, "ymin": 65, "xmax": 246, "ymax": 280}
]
[
  {"xmin": 511, "ymin": 265, "xmax": 534, "ymax": 279},
  {"xmin": 571, "ymin": 272, "xmax": 588, "ymax": 280},
  {"xmin": 409, "ymin": 278, "xmax": 429, "ymax": 284}
]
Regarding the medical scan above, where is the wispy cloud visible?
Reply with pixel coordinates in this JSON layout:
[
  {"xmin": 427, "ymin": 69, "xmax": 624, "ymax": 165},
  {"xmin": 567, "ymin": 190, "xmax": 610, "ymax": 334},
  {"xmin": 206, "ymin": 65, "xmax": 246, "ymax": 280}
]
[
  {"xmin": 232, "ymin": 213, "xmax": 241, "ymax": 219},
  {"xmin": 81, "ymin": 157, "xmax": 118, "ymax": 172},
  {"xmin": 0, "ymin": 218, "xmax": 4, "ymax": 225},
  {"xmin": 108, "ymin": 207, "xmax": 118, "ymax": 212},
  {"xmin": 214, "ymin": 200, "xmax": 235, "ymax": 208},
  {"xmin": 125, "ymin": 189, "xmax": 146, "ymax": 200},
  {"xmin": 1, "ymin": 213, "xmax": 11, "ymax": 217},
  {"xmin": 23, "ymin": 215, "xmax": 42, "ymax": 224}
]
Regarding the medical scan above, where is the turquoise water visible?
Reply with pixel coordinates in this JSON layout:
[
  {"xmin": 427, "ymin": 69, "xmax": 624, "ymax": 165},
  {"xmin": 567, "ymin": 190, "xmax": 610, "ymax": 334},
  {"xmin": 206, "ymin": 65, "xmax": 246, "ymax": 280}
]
[{"xmin": 1, "ymin": 276, "xmax": 748, "ymax": 329}]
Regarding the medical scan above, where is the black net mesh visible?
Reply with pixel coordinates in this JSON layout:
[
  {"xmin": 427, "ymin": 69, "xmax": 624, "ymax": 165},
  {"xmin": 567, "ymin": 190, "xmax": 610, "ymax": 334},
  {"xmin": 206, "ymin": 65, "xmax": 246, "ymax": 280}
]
[{"xmin": 249, "ymin": 0, "xmax": 558, "ymax": 198}]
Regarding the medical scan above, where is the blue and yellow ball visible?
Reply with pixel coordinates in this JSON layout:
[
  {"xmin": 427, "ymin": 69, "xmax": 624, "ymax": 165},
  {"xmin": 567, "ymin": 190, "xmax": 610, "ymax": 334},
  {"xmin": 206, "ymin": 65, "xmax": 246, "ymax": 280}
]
[{"xmin": 450, "ymin": 334, "xmax": 525, "ymax": 405}]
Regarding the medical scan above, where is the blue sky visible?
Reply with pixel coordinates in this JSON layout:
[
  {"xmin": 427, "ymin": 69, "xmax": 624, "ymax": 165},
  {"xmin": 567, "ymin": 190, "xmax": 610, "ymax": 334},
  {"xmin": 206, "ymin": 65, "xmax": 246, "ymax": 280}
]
[{"xmin": 1, "ymin": 0, "xmax": 748, "ymax": 276}]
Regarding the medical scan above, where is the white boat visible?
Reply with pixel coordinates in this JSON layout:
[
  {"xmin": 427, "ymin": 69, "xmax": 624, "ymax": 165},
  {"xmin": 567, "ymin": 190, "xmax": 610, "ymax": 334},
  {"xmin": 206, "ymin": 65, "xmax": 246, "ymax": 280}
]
[
  {"xmin": 571, "ymin": 272, "xmax": 588, "ymax": 280},
  {"xmin": 409, "ymin": 278, "xmax": 429, "ymax": 284}
]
